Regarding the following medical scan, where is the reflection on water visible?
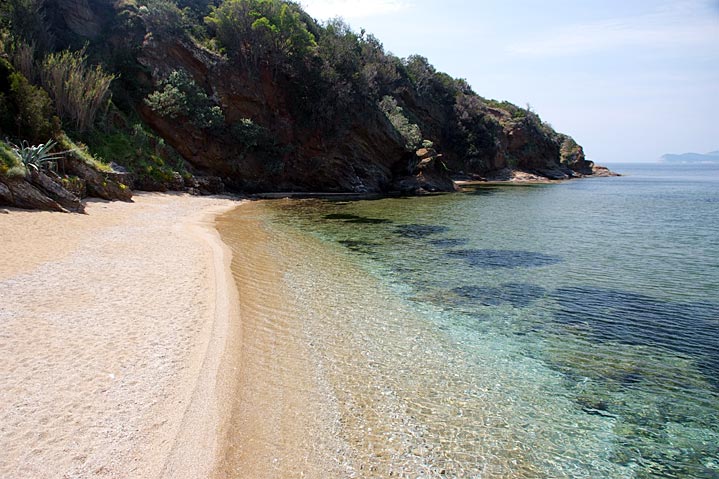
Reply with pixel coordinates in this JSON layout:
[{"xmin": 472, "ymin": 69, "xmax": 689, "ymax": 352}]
[{"xmin": 221, "ymin": 164, "xmax": 719, "ymax": 478}]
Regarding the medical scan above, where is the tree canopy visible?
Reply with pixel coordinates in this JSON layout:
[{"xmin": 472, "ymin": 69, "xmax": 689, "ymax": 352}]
[{"xmin": 205, "ymin": 0, "xmax": 316, "ymax": 67}]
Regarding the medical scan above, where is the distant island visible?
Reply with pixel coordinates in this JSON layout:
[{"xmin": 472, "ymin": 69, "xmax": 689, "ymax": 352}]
[{"xmin": 661, "ymin": 151, "xmax": 719, "ymax": 164}]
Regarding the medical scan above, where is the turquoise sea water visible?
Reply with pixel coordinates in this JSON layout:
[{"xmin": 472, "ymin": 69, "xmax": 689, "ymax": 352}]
[{"xmin": 234, "ymin": 164, "xmax": 719, "ymax": 478}]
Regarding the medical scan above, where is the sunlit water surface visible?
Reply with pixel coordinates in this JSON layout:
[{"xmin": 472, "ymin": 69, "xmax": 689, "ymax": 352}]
[{"xmin": 221, "ymin": 163, "xmax": 719, "ymax": 478}]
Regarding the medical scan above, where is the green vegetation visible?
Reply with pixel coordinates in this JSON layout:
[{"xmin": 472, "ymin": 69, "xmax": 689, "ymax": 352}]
[
  {"xmin": 205, "ymin": 0, "xmax": 317, "ymax": 67},
  {"xmin": 56, "ymin": 133, "xmax": 113, "ymax": 173},
  {"xmin": 560, "ymin": 136, "xmax": 579, "ymax": 158},
  {"xmin": 0, "ymin": 57, "xmax": 57, "ymax": 143},
  {"xmin": 138, "ymin": 0, "xmax": 186, "ymax": 39},
  {"xmin": 39, "ymin": 48, "xmax": 115, "ymax": 132},
  {"xmin": 452, "ymin": 92, "xmax": 503, "ymax": 170},
  {"xmin": 7, "ymin": 139, "xmax": 65, "ymax": 172},
  {"xmin": 0, "ymin": 0, "xmax": 54, "ymax": 52},
  {"xmin": 0, "ymin": 140, "xmax": 26, "ymax": 177},
  {"xmin": 86, "ymin": 122, "xmax": 187, "ymax": 184},
  {"xmin": 229, "ymin": 117, "xmax": 285, "ymax": 173},
  {"xmin": 0, "ymin": 0, "xmax": 190, "ymax": 193},
  {"xmin": 485, "ymin": 99, "xmax": 528, "ymax": 119},
  {"xmin": 379, "ymin": 95, "xmax": 422, "ymax": 151},
  {"xmin": 0, "ymin": 0, "xmax": 582, "ymax": 195},
  {"xmin": 145, "ymin": 69, "xmax": 223, "ymax": 130}
]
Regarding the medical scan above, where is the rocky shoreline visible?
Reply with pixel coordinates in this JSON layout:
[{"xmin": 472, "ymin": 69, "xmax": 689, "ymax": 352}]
[
  {"xmin": 0, "ymin": 165, "xmax": 619, "ymax": 212},
  {"xmin": 0, "ymin": 1, "xmax": 619, "ymax": 212},
  {"xmin": 0, "ymin": 143, "xmax": 618, "ymax": 212}
]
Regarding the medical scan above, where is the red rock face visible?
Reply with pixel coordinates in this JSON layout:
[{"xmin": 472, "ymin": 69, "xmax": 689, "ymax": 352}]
[
  {"xmin": 137, "ymin": 37, "xmax": 409, "ymax": 193},
  {"xmin": 47, "ymin": 2, "xmax": 605, "ymax": 194}
]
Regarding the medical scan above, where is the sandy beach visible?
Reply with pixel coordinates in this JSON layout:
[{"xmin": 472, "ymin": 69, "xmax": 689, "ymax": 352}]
[{"xmin": 0, "ymin": 193, "xmax": 241, "ymax": 478}]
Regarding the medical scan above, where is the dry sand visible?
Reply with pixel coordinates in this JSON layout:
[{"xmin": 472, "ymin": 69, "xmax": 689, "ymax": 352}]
[{"xmin": 0, "ymin": 193, "xmax": 241, "ymax": 478}]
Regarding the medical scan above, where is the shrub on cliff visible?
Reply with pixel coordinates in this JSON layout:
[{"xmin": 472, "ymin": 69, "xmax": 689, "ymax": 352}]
[
  {"xmin": 205, "ymin": 0, "xmax": 316, "ymax": 69},
  {"xmin": 450, "ymin": 92, "xmax": 502, "ymax": 170},
  {"xmin": 0, "ymin": 58, "xmax": 57, "ymax": 143},
  {"xmin": 379, "ymin": 95, "xmax": 422, "ymax": 151},
  {"xmin": 229, "ymin": 117, "xmax": 285, "ymax": 171},
  {"xmin": 141, "ymin": 0, "xmax": 183, "ymax": 31},
  {"xmin": 87, "ymin": 121, "xmax": 188, "ymax": 186},
  {"xmin": 144, "ymin": 69, "xmax": 224, "ymax": 130},
  {"xmin": 38, "ymin": 47, "xmax": 116, "ymax": 132},
  {"xmin": 0, "ymin": 140, "xmax": 25, "ymax": 177},
  {"xmin": 0, "ymin": 0, "xmax": 54, "ymax": 53}
]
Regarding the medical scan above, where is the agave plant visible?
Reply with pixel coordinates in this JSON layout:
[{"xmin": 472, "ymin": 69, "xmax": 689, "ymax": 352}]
[{"xmin": 9, "ymin": 139, "xmax": 68, "ymax": 173}]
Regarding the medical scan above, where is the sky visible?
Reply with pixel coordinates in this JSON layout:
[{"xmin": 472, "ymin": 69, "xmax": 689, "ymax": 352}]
[{"xmin": 299, "ymin": 0, "xmax": 719, "ymax": 163}]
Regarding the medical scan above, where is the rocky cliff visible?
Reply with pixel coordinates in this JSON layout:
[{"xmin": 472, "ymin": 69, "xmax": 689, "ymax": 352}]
[{"xmin": 0, "ymin": 0, "xmax": 614, "ymax": 210}]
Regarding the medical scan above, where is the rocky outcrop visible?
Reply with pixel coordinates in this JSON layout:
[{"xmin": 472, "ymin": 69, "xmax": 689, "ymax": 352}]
[
  {"xmin": 591, "ymin": 165, "xmax": 621, "ymax": 177},
  {"xmin": 391, "ymin": 83, "xmax": 609, "ymax": 183},
  {"xmin": 0, "ymin": 155, "xmax": 133, "ymax": 212},
  {"xmin": 36, "ymin": 1, "xmax": 615, "ymax": 197},
  {"xmin": 395, "ymin": 148, "xmax": 459, "ymax": 194},
  {"xmin": 27, "ymin": 169, "xmax": 85, "ymax": 212},
  {"xmin": 136, "ymin": 37, "xmax": 409, "ymax": 193},
  {"xmin": 61, "ymin": 156, "xmax": 133, "ymax": 202},
  {"xmin": 57, "ymin": 0, "xmax": 102, "ymax": 38},
  {"xmin": 46, "ymin": 0, "xmax": 116, "ymax": 41},
  {"xmin": 185, "ymin": 176, "xmax": 225, "ymax": 195},
  {"xmin": 0, "ymin": 176, "xmax": 68, "ymax": 212},
  {"xmin": 559, "ymin": 136, "xmax": 594, "ymax": 175}
]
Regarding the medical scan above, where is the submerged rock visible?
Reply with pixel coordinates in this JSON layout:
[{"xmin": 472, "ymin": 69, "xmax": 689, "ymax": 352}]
[
  {"xmin": 451, "ymin": 283, "xmax": 547, "ymax": 308},
  {"xmin": 394, "ymin": 224, "xmax": 451, "ymax": 239},
  {"xmin": 549, "ymin": 286, "xmax": 719, "ymax": 381},
  {"xmin": 446, "ymin": 249, "xmax": 562, "ymax": 269},
  {"xmin": 325, "ymin": 213, "xmax": 392, "ymax": 224}
]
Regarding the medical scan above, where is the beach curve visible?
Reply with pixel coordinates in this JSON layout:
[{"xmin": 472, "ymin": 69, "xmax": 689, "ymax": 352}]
[{"xmin": 0, "ymin": 192, "xmax": 241, "ymax": 478}]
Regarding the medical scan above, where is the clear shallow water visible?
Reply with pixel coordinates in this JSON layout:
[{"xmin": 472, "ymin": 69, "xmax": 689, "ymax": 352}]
[{"xmin": 225, "ymin": 164, "xmax": 719, "ymax": 478}]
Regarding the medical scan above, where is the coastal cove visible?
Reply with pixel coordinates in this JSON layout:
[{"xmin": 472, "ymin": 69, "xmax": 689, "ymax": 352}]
[
  {"xmin": 1, "ymin": 164, "xmax": 717, "ymax": 478},
  {"xmin": 215, "ymin": 163, "xmax": 719, "ymax": 478},
  {"xmin": 1, "ymin": 0, "xmax": 716, "ymax": 476}
]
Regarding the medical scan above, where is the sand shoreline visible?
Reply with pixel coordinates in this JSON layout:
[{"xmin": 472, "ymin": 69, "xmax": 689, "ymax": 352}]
[{"xmin": 0, "ymin": 193, "xmax": 241, "ymax": 478}]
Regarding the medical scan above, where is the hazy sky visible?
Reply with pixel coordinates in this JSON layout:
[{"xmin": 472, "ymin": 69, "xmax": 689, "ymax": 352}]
[{"xmin": 300, "ymin": 0, "xmax": 719, "ymax": 163}]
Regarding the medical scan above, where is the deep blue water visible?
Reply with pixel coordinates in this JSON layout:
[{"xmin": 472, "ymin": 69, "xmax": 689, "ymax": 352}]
[{"xmin": 260, "ymin": 163, "xmax": 719, "ymax": 478}]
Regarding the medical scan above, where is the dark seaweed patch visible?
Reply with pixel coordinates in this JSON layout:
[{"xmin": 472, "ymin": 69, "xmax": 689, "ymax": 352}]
[
  {"xmin": 621, "ymin": 373, "xmax": 644, "ymax": 386},
  {"xmin": 549, "ymin": 287, "xmax": 719, "ymax": 384},
  {"xmin": 394, "ymin": 224, "xmax": 451, "ymax": 238},
  {"xmin": 324, "ymin": 213, "xmax": 392, "ymax": 224},
  {"xmin": 446, "ymin": 249, "xmax": 562, "ymax": 269},
  {"xmin": 579, "ymin": 400, "xmax": 617, "ymax": 418},
  {"xmin": 337, "ymin": 239, "xmax": 380, "ymax": 253},
  {"xmin": 345, "ymin": 217, "xmax": 392, "ymax": 224},
  {"xmin": 452, "ymin": 283, "xmax": 547, "ymax": 308},
  {"xmin": 324, "ymin": 213, "xmax": 358, "ymax": 220},
  {"xmin": 429, "ymin": 238, "xmax": 470, "ymax": 248}
]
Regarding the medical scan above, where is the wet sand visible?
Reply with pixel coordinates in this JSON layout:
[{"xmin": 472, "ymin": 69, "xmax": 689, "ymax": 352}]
[{"xmin": 214, "ymin": 204, "xmax": 349, "ymax": 478}]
